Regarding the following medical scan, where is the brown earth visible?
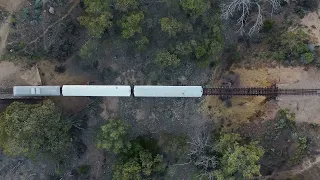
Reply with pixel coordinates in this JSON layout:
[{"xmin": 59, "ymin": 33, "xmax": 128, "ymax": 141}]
[
  {"xmin": 205, "ymin": 67, "xmax": 320, "ymax": 129},
  {"xmin": 0, "ymin": 0, "xmax": 26, "ymax": 13},
  {"xmin": 301, "ymin": 9, "xmax": 320, "ymax": 46}
]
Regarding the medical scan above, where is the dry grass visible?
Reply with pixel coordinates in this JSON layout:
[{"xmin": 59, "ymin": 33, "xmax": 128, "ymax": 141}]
[{"xmin": 203, "ymin": 68, "xmax": 280, "ymax": 130}]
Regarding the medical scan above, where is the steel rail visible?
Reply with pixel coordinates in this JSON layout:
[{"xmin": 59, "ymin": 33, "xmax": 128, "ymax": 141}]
[{"xmin": 202, "ymin": 87, "xmax": 320, "ymax": 96}]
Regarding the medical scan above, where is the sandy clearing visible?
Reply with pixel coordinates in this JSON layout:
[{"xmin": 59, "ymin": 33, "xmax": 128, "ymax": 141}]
[
  {"xmin": 0, "ymin": 61, "xmax": 41, "ymax": 88},
  {"xmin": 276, "ymin": 67, "xmax": 320, "ymax": 124},
  {"xmin": 301, "ymin": 9, "xmax": 320, "ymax": 45},
  {"xmin": 0, "ymin": 0, "xmax": 26, "ymax": 13}
]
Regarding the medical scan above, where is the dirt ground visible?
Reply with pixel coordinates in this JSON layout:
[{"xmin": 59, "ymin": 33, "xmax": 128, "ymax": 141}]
[
  {"xmin": 301, "ymin": 9, "xmax": 320, "ymax": 46},
  {"xmin": 0, "ymin": 0, "xmax": 26, "ymax": 13},
  {"xmin": 0, "ymin": 61, "xmax": 41, "ymax": 88}
]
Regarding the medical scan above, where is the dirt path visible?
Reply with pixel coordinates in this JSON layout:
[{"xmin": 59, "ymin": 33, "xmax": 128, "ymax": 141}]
[{"xmin": 0, "ymin": 17, "xmax": 9, "ymax": 56}]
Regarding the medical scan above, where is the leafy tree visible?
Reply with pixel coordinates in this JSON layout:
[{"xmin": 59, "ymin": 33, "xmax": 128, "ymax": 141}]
[
  {"xmin": 79, "ymin": 0, "xmax": 113, "ymax": 37},
  {"xmin": 114, "ymin": 0, "xmax": 139, "ymax": 12},
  {"xmin": 113, "ymin": 143, "xmax": 166, "ymax": 180},
  {"xmin": 160, "ymin": 17, "xmax": 184, "ymax": 37},
  {"xmin": 214, "ymin": 133, "xmax": 264, "ymax": 180},
  {"xmin": 179, "ymin": 0, "xmax": 210, "ymax": 19},
  {"xmin": 120, "ymin": 12, "xmax": 144, "ymax": 39},
  {"xmin": 80, "ymin": 40, "xmax": 99, "ymax": 59},
  {"xmin": 155, "ymin": 50, "xmax": 180, "ymax": 67},
  {"xmin": 0, "ymin": 100, "xmax": 71, "ymax": 159},
  {"xmin": 96, "ymin": 119, "xmax": 131, "ymax": 154}
]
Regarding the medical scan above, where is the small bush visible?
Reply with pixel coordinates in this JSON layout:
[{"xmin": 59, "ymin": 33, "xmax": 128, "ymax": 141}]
[
  {"xmin": 290, "ymin": 136, "xmax": 308, "ymax": 165},
  {"xmin": 158, "ymin": 133, "xmax": 189, "ymax": 158},
  {"xmin": 155, "ymin": 50, "xmax": 180, "ymax": 67},
  {"xmin": 77, "ymin": 165, "xmax": 91, "ymax": 174},
  {"xmin": 304, "ymin": 52, "xmax": 314, "ymax": 64},
  {"xmin": 297, "ymin": 0, "xmax": 319, "ymax": 12},
  {"xmin": 269, "ymin": 30, "xmax": 311, "ymax": 63},
  {"xmin": 135, "ymin": 36, "xmax": 149, "ymax": 51},
  {"xmin": 79, "ymin": 40, "xmax": 99, "ymax": 59},
  {"xmin": 262, "ymin": 20, "xmax": 275, "ymax": 32}
]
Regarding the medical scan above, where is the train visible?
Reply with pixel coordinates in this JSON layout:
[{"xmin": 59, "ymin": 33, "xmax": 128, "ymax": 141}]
[{"xmin": 13, "ymin": 85, "xmax": 204, "ymax": 98}]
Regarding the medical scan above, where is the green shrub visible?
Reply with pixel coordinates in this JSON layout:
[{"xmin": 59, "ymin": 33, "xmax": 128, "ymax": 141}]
[
  {"xmin": 120, "ymin": 12, "xmax": 144, "ymax": 39},
  {"xmin": 304, "ymin": 52, "xmax": 314, "ymax": 64},
  {"xmin": 262, "ymin": 20, "xmax": 275, "ymax": 32},
  {"xmin": 160, "ymin": 17, "xmax": 184, "ymax": 37},
  {"xmin": 269, "ymin": 30, "xmax": 311, "ymax": 62},
  {"xmin": 158, "ymin": 133, "xmax": 189, "ymax": 157},
  {"xmin": 35, "ymin": 0, "xmax": 42, "ymax": 9},
  {"xmin": 77, "ymin": 165, "xmax": 91, "ymax": 174},
  {"xmin": 290, "ymin": 136, "xmax": 308, "ymax": 165},
  {"xmin": 135, "ymin": 36, "xmax": 149, "ymax": 51},
  {"xmin": 155, "ymin": 50, "xmax": 180, "ymax": 67},
  {"xmin": 195, "ymin": 44, "xmax": 207, "ymax": 59},
  {"xmin": 79, "ymin": 40, "xmax": 99, "ymax": 59}
]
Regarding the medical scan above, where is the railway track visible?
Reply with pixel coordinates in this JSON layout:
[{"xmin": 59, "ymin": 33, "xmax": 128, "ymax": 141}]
[
  {"xmin": 1, "ymin": 87, "xmax": 320, "ymax": 98},
  {"xmin": 202, "ymin": 87, "xmax": 320, "ymax": 96}
]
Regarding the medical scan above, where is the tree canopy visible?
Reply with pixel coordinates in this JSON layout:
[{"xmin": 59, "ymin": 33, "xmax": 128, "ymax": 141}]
[
  {"xmin": 179, "ymin": 0, "xmax": 210, "ymax": 19},
  {"xmin": 114, "ymin": 0, "xmax": 139, "ymax": 12},
  {"xmin": 155, "ymin": 50, "xmax": 181, "ymax": 67},
  {"xmin": 119, "ymin": 12, "xmax": 144, "ymax": 39},
  {"xmin": 96, "ymin": 119, "xmax": 166, "ymax": 179},
  {"xmin": 113, "ymin": 143, "xmax": 166, "ymax": 180},
  {"xmin": 79, "ymin": 0, "xmax": 113, "ymax": 37},
  {"xmin": 214, "ymin": 133, "xmax": 264, "ymax": 180},
  {"xmin": 96, "ymin": 119, "xmax": 131, "ymax": 154},
  {"xmin": 160, "ymin": 17, "xmax": 184, "ymax": 37},
  {"xmin": 0, "ymin": 100, "xmax": 71, "ymax": 159}
]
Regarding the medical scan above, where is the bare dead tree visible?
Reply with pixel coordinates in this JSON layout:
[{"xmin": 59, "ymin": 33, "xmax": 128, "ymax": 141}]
[{"xmin": 221, "ymin": 0, "xmax": 281, "ymax": 36}]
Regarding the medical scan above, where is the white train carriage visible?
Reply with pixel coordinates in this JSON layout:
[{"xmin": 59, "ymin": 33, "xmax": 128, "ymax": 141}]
[
  {"xmin": 62, "ymin": 85, "xmax": 131, "ymax": 97},
  {"xmin": 13, "ymin": 86, "xmax": 61, "ymax": 96},
  {"xmin": 133, "ymin": 86, "xmax": 203, "ymax": 97}
]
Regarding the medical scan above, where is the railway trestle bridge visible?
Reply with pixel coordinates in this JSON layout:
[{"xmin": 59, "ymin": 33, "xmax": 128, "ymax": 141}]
[{"xmin": 202, "ymin": 87, "xmax": 320, "ymax": 97}]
